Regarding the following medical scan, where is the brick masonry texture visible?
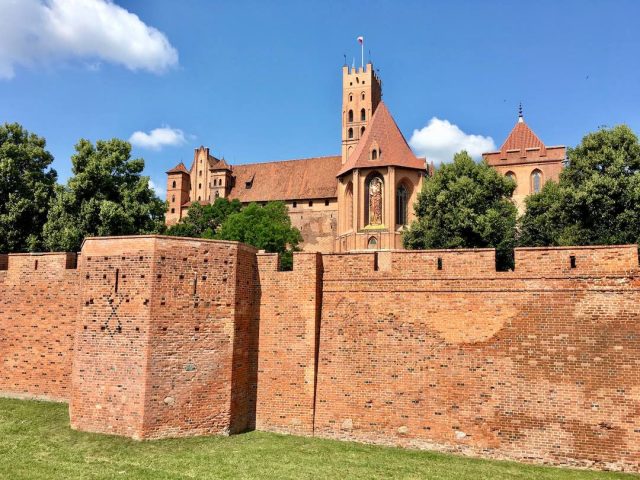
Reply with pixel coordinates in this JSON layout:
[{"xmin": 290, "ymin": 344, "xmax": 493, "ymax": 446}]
[
  {"xmin": 0, "ymin": 253, "xmax": 79, "ymax": 401},
  {"xmin": 1, "ymin": 237, "xmax": 639, "ymax": 471}
]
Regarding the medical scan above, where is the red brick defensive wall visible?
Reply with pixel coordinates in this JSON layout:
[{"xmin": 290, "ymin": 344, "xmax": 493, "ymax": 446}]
[{"xmin": 1, "ymin": 236, "xmax": 639, "ymax": 471}]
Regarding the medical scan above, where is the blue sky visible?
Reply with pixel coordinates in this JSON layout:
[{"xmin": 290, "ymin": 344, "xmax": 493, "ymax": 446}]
[{"xmin": 1, "ymin": 0, "xmax": 639, "ymax": 199}]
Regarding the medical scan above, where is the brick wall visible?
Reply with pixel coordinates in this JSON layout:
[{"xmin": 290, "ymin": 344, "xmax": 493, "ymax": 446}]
[
  {"xmin": 1, "ymin": 237, "xmax": 640, "ymax": 470},
  {"xmin": 0, "ymin": 253, "xmax": 79, "ymax": 401},
  {"xmin": 69, "ymin": 236, "xmax": 258, "ymax": 439},
  {"xmin": 314, "ymin": 246, "xmax": 640, "ymax": 470},
  {"xmin": 255, "ymin": 252, "xmax": 322, "ymax": 435}
]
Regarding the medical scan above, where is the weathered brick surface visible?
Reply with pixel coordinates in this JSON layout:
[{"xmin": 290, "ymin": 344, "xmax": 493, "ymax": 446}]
[
  {"xmin": 255, "ymin": 252, "xmax": 322, "ymax": 435},
  {"xmin": 69, "ymin": 236, "xmax": 258, "ymax": 439},
  {"xmin": 0, "ymin": 253, "xmax": 79, "ymax": 401},
  {"xmin": 314, "ymin": 247, "xmax": 640, "ymax": 470},
  {"xmin": 1, "ymin": 238, "xmax": 639, "ymax": 471}
]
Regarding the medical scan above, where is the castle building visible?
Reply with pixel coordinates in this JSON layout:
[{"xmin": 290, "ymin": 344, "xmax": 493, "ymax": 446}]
[
  {"xmin": 483, "ymin": 108, "xmax": 566, "ymax": 213},
  {"xmin": 166, "ymin": 64, "xmax": 565, "ymax": 251}
]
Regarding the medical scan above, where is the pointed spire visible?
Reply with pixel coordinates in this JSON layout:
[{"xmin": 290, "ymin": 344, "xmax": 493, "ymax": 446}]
[{"xmin": 518, "ymin": 102, "xmax": 524, "ymax": 123}]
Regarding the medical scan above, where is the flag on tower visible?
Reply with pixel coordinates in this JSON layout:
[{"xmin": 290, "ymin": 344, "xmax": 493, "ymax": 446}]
[{"xmin": 357, "ymin": 36, "xmax": 364, "ymax": 44}]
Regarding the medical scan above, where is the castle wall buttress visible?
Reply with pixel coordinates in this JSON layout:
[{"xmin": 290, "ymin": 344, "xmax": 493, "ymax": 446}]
[
  {"xmin": 69, "ymin": 236, "xmax": 258, "ymax": 439},
  {"xmin": 254, "ymin": 252, "xmax": 323, "ymax": 435}
]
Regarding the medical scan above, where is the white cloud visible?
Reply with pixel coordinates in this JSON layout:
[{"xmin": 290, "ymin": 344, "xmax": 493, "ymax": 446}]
[
  {"xmin": 409, "ymin": 117, "xmax": 497, "ymax": 165},
  {"xmin": 0, "ymin": 0, "xmax": 178, "ymax": 79},
  {"xmin": 129, "ymin": 126, "xmax": 186, "ymax": 151},
  {"xmin": 148, "ymin": 179, "xmax": 165, "ymax": 199}
]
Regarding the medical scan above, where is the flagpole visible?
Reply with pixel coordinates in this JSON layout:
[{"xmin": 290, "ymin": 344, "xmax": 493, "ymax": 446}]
[{"xmin": 361, "ymin": 38, "xmax": 364, "ymax": 69}]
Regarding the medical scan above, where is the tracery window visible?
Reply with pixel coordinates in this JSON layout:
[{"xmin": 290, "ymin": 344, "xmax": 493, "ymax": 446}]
[
  {"xmin": 396, "ymin": 184, "xmax": 408, "ymax": 226},
  {"xmin": 531, "ymin": 169, "xmax": 542, "ymax": 193}
]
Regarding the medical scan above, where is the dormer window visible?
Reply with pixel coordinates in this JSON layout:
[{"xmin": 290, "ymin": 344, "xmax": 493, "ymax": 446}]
[{"xmin": 371, "ymin": 149, "xmax": 378, "ymax": 160}]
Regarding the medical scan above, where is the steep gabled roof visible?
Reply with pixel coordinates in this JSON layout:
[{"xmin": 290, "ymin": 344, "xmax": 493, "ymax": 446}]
[
  {"xmin": 337, "ymin": 101, "xmax": 426, "ymax": 176},
  {"xmin": 500, "ymin": 117, "xmax": 545, "ymax": 151},
  {"xmin": 211, "ymin": 158, "xmax": 232, "ymax": 171},
  {"xmin": 166, "ymin": 162, "xmax": 189, "ymax": 174},
  {"xmin": 228, "ymin": 155, "xmax": 341, "ymax": 203}
]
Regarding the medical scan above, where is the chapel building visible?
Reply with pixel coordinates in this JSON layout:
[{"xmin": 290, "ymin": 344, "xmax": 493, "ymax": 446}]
[{"xmin": 165, "ymin": 63, "xmax": 565, "ymax": 252}]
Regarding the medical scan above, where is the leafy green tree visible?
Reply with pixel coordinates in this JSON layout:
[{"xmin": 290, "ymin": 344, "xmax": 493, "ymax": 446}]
[
  {"xmin": 403, "ymin": 151, "xmax": 517, "ymax": 269},
  {"xmin": 0, "ymin": 123, "xmax": 57, "ymax": 252},
  {"xmin": 165, "ymin": 198, "xmax": 242, "ymax": 238},
  {"xmin": 519, "ymin": 125, "xmax": 640, "ymax": 247},
  {"xmin": 42, "ymin": 138, "xmax": 165, "ymax": 251},
  {"xmin": 216, "ymin": 201, "xmax": 302, "ymax": 269}
]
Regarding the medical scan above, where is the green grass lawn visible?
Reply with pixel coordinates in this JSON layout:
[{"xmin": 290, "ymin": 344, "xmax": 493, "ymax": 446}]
[{"xmin": 0, "ymin": 398, "xmax": 636, "ymax": 480}]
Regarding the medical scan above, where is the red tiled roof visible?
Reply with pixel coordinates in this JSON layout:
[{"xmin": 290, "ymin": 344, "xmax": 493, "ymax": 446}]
[
  {"xmin": 227, "ymin": 156, "xmax": 341, "ymax": 203},
  {"xmin": 500, "ymin": 118, "xmax": 545, "ymax": 151},
  {"xmin": 483, "ymin": 116, "xmax": 566, "ymax": 166},
  {"xmin": 166, "ymin": 162, "xmax": 188, "ymax": 174},
  {"xmin": 338, "ymin": 101, "xmax": 426, "ymax": 176},
  {"xmin": 211, "ymin": 158, "xmax": 232, "ymax": 171}
]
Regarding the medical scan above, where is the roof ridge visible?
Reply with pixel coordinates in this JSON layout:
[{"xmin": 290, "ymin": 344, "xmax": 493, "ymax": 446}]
[{"xmin": 234, "ymin": 154, "xmax": 340, "ymax": 168}]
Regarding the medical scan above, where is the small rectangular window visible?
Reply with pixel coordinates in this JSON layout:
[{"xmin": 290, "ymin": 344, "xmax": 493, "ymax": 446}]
[
  {"xmin": 570, "ymin": 255, "xmax": 576, "ymax": 269},
  {"xmin": 437, "ymin": 257, "xmax": 443, "ymax": 270},
  {"xmin": 171, "ymin": 208, "xmax": 175, "ymax": 214},
  {"xmin": 325, "ymin": 199, "xmax": 330, "ymax": 206},
  {"xmin": 308, "ymin": 200, "xmax": 313, "ymax": 207},
  {"xmin": 292, "ymin": 201, "xmax": 297, "ymax": 208}
]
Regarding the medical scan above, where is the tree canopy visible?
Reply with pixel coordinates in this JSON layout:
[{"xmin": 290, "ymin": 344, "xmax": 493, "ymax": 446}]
[
  {"xmin": 0, "ymin": 123, "xmax": 58, "ymax": 252},
  {"xmin": 165, "ymin": 198, "xmax": 242, "ymax": 238},
  {"xmin": 42, "ymin": 138, "xmax": 165, "ymax": 252},
  {"xmin": 519, "ymin": 125, "xmax": 640, "ymax": 247},
  {"xmin": 403, "ymin": 151, "xmax": 517, "ymax": 269},
  {"xmin": 221, "ymin": 201, "xmax": 303, "ymax": 269}
]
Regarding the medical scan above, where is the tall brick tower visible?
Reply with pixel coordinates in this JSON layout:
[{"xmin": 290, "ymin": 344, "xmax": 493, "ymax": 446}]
[
  {"xmin": 165, "ymin": 163, "xmax": 190, "ymax": 225},
  {"xmin": 341, "ymin": 63, "xmax": 382, "ymax": 164}
]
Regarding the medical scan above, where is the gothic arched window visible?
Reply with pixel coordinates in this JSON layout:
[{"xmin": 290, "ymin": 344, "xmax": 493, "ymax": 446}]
[
  {"xmin": 361, "ymin": 92, "xmax": 365, "ymax": 100},
  {"xmin": 349, "ymin": 93, "xmax": 353, "ymax": 102},
  {"xmin": 348, "ymin": 110, "xmax": 354, "ymax": 122},
  {"xmin": 396, "ymin": 184, "xmax": 408, "ymax": 226},
  {"xmin": 367, "ymin": 237, "xmax": 378, "ymax": 249},
  {"xmin": 365, "ymin": 173, "xmax": 384, "ymax": 226},
  {"xmin": 505, "ymin": 171, "xmax": 516, "ymax": 196},
  {"xmin": 348, "ymin": 128, "xmax": 353, "ymax": 139},
  {"xmin": 360, "ymin": 108, "xmax": 366, "ymax": 121},
  {"xmin": 531, "ymin": 169, "xmax": 542, "ymax": 193}
]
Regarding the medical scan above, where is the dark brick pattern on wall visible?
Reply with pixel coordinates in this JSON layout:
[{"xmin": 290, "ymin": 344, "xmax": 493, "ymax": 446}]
[
  {"xmin": 69, "ymin": 236, "xmax": 258, "ymax": 439},
  {"xmin": 1, "ymin": 238, "xmax": 639, "ymax": 471}
]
